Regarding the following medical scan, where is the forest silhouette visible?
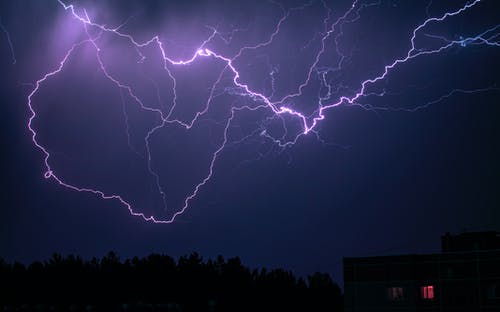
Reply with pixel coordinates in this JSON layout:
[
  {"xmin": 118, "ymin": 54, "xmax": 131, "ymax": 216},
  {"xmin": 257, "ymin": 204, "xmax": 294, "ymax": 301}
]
[{"xmin": 0, "ymin": 252, "xmax": 342, "ymax": 311}]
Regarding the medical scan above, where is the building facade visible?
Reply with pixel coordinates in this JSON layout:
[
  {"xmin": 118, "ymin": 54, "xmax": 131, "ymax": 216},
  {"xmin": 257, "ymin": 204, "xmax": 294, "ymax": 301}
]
[{"xmin": 344, "ymin": 232, "xmax": 500, "ymax": 311}]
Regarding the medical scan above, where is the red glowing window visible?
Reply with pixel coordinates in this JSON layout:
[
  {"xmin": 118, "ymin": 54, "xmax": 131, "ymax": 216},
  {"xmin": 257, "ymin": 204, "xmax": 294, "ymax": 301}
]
[{"xmin": 421, "ymin": 285, "xmax": 435, "ymax": 300}]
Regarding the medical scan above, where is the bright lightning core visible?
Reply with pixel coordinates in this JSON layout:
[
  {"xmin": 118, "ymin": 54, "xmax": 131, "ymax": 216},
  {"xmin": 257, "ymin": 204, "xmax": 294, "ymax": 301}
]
[{"xmin": 27, "ymin": 0, "xmax": 499, "ymax": 223}]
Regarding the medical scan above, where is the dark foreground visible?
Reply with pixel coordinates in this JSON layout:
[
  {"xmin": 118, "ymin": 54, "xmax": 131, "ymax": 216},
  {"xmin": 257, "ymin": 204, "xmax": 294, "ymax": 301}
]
[{"xmin": 0, "ymin": 252, "xmax": 342, "ymax": 311}]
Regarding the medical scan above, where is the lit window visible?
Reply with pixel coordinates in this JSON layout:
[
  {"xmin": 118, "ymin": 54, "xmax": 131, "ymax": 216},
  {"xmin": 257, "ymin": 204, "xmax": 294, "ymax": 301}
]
[
  {"xmin": 387, "ymin": 287, "xmax": 404, "ymax": 301},
  {"xmin": 421, "ymin": 285, "xmax": 435, "ymax": 300}
]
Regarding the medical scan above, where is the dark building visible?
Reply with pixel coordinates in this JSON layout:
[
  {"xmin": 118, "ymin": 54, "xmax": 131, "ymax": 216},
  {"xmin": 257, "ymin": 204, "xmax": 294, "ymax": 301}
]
[
  {"xmin": 344, "ymin": 232, "xmax": 500, "ymax": 312},
  {"xmin": 442, "ymin": 231, "xmax": 500, "ymax": 253}
]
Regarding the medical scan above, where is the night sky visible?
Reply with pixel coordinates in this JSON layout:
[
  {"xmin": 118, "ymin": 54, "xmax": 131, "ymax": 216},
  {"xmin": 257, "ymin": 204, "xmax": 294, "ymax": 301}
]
[{"xmin": 1, "ymin": 0, "xmax": 499, "ymax": 285}]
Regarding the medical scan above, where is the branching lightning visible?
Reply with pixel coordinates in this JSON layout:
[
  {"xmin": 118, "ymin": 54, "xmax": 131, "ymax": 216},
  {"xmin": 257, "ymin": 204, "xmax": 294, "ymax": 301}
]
[{"xmin": 23, "ymin": 0, "xmax": 499, "ymax": 223}]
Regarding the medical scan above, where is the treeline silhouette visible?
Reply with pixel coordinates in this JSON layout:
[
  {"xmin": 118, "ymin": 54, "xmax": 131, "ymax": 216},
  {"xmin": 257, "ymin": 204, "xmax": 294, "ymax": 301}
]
[{"xmin": 0, "ymin": 252, "xmax": 342, "ymax": 311}]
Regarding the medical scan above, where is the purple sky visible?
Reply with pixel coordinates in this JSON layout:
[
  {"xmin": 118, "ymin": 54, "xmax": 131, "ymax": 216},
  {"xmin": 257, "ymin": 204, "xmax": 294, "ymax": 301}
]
[{"xmin": 1, "ymin": 0, "xmax": 499, "ymax": 284}]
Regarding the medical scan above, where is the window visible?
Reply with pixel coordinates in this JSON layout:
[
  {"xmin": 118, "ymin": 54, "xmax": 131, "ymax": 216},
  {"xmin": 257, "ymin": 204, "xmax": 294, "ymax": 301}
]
[
  {"xmin": 387, "ymin": 287, "xmax": 404, "ymax": 301},
  {"xmin": 447, "ymin": 267, "xmax": 453, "ymax": 278},
  {"xmin": 488, "ymin": 284, "xmax": 500, "ymax": 299},
  {"xmin": 421, "ymin": 285, "xmax": 435, "ymax": 300}
]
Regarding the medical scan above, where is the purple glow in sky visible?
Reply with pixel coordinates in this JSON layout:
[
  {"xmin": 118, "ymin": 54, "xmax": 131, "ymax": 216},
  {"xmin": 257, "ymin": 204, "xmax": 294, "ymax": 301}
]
[{"xmin": 25, "ymin": 0, "xmax": 499, "ymax": 223}]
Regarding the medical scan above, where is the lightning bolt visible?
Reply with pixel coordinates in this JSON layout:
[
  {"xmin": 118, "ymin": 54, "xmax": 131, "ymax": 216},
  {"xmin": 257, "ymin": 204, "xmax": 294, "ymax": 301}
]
[
  {"xmin": 0, "ymin": 16, "xmax": 16, "ymax": 65},
  {"xmin": 24, "ymin": 0, "xmax": 499, "ymax": 223}
]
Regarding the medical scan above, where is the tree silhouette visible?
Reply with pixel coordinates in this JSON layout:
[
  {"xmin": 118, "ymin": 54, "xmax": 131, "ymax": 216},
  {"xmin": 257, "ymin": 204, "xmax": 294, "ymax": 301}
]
[{"xmin": 0, "ymin": 253, "xmax": 343, "ymax": 311}]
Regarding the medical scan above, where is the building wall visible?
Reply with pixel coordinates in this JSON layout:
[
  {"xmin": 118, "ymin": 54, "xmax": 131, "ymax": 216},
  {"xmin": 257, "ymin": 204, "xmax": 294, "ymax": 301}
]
[{"xmin": 344, "ymin": 250, "xmax": 500, "ymax": 312}]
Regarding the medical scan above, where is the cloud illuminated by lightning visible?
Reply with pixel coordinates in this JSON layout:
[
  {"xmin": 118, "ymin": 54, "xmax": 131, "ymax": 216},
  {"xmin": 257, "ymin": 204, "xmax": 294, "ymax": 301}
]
[{"xmin": 24, "ymin": 0, "xmax": 499, "ymax": 223}]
